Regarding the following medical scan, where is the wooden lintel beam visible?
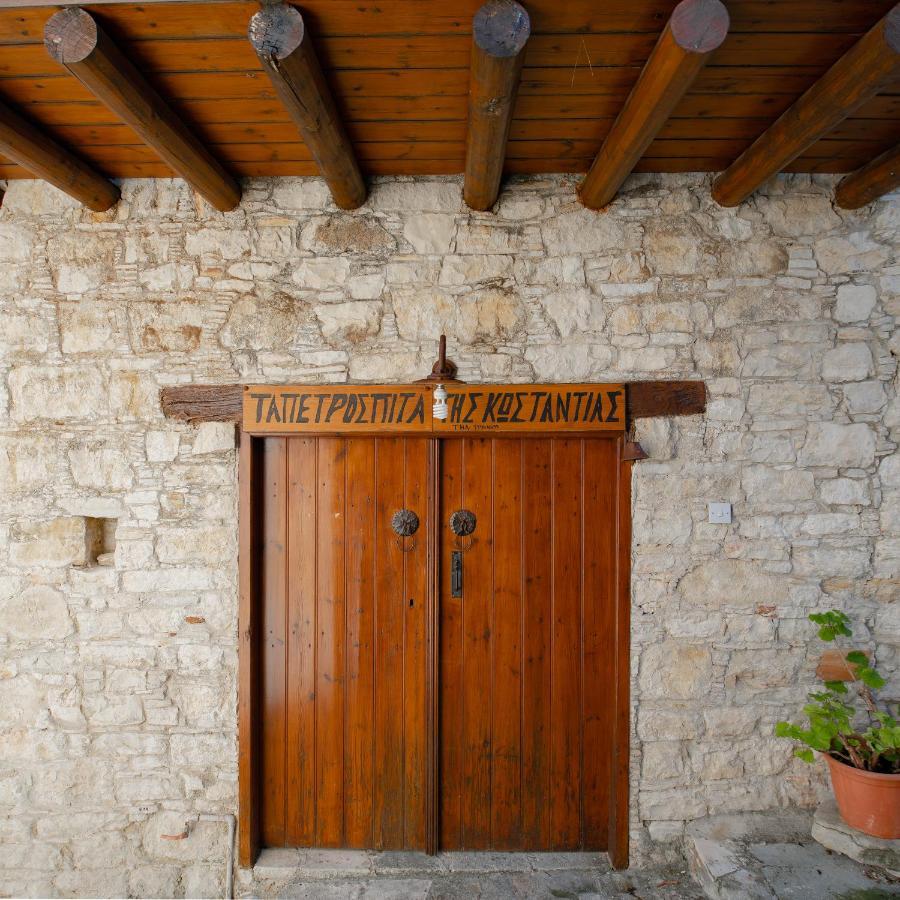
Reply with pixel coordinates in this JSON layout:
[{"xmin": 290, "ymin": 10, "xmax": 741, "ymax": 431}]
[
  {"xmin": 0, "ymin": 96, "xmax": 119, "ymax": 211},
  {"xmin": 712, "ymin": 3, "xmax": 900, "ymax": 207},
  {"xmin": 44, "ymin": 8, "xmax": 240, "ymax": 212},
  {"xmin": 578, "ymin": 0, "xmax": 728, "ymax": 210},
  {"xmin": 161, "ymin": 380, "xmax": 707, "ymax": 427},
  {"xmin": 463, "ymin": 0, "xmax": 530, "ymax": 212},
  {"xmin": 835, "ymin": 142, "xmax": 900, "ymax": 209},
  {"xmin": 248, "ymin": 2, "xmax": 365, "ymax": 210}
]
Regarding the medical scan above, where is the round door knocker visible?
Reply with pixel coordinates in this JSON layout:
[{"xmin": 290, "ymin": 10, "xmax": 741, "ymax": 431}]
[
  {"xmin": 449, "ymin": 508, "xmax": 476, "ymax": 551},
  {"xmin": 391, "ymin": 509, "xmax": 419, "ymax": 552}
]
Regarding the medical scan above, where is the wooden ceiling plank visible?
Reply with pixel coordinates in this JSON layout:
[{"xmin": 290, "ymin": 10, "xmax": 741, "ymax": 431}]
[
  {"xmin": 463, "ymin": 0, "xmax": 531, "ymax": 210},
  {"xmin": 44, "ymin": 7, "xmax": 240, "ymax": 210},
  {"xmin": 578, "ymin": 0, "xmax": 729, "ymax": 209},
  {"xmin": 834, "ymin": 142, "xmax": 900, "ymax": 208},
  {"xmin": 0, "ymin": 94, "xmax": 119, "ymax": 208},
  {"xmin": 712, "ymin": 4, "xmax": 900, "ymax": 206},
  {"xmin": 248, "ymin": 1, "xmax": 365, "ymax": 210}
]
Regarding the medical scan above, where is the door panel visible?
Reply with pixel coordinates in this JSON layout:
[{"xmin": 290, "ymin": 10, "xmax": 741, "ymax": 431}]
[
  {"xmin": 438, "ymin": 437, "xmax": 618, "ymax": 851},
  {"xmin": 260, "ymin": 436, "xmax": 430, "ymax": 850}
]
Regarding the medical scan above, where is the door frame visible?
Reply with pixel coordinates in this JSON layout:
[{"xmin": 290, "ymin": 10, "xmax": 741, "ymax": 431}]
[{"xmin": 237, "ymin": 429, "xmax": 633, "ymax": 870}]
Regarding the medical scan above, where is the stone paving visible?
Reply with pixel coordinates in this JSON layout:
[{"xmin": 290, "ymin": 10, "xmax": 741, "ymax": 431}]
[{"xmin": 238, "ymin": 850, "xmax": 705, "ymax": 899}]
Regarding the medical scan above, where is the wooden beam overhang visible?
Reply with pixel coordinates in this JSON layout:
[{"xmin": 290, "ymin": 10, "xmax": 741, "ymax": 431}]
[
  {"xmin": 463, "ymin": 0, "xmax": 531, "ymax": 212},
  {"xmin": 835, "ymin": 142, "xmax": 900, "ymax": 209},
  {"xmin": 160, "ymin": 380, "xmax": 707, "ymax": 429},
  {"xmin": 248, "ymin": 2, "xmax": 366, "ymax": 211},
  {"xmin": 44, "ymin": 7, "xmax": 241, "ymax": 211},
  {"xmin": 0, "ymin": 96, "xmax": 119, "ymax": 210},
  {"xmin": 712, "ymin": 3, "xmax": 900, "ymax": 208},
  {"xmin": 578, "ymin": 0, "xmax": 729, "ymax": 211}
]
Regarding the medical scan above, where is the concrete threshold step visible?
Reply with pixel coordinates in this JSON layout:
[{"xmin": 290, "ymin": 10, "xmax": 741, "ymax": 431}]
[{"xmin": 686, "ymin": 810, "xmax": 900, "ymax": 900}]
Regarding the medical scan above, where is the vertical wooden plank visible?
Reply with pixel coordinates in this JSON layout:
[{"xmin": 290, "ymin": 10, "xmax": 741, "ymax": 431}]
[
  {"xmin": 286, "ymin": 438, "xmax": 318, "ymax": 846},
  {"xmin": 261, "ymin": 437, "xmax": 287, "ymax": 847},
  {"xmin": 426, "ymin": 438, "xmax": 441, "ymax": 855},
  {"xmin": 549, "ymin": 438, "xmax": 583, "ymax": 849},
  {"xmin": 315, "ymin": 437, "xmax": 346, "ymax": 846},
  {"xmin": 490, "ymin": 439, "xmax": 524, "ymax": 849},
  {"xmin": 582, "ymin": 438, "xmax": 618, "ymax": 848},
  {"xmin": 521, "ymin": 439, "xmax": 553, "ymax": 849},
  {"xmin": 460, "ymin": 437, "xmax": 493, "ymax": 848},
  {"xmin": 373, "ymin": 437, "xmax": 406, "ymax": 848},
  {"xmin": 344, "ymin": 438, "xmax": 376, "ymax": 847},
  {"xmin": 403, "ymin": 438, "xmax": 429, "ymax": 847},
  {"xmin": 238, "ymin": 431, "xmax": 260, "ymax": 867},
  {"xmin": 438, "ymin": 438, "xmax": 464, "ymax": 850},
  {"xmin": 609, "ymin": 440, "xmax": 632, "ymax": 869}
]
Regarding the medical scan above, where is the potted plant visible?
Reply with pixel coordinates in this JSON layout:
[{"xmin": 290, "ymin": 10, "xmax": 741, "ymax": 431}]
[{"xmin": 775, "ymin": 610, "xmax": 900, "ymax": 839}]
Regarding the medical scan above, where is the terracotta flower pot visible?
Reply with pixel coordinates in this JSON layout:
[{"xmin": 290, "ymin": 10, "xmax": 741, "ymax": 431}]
[{"xmin": 825, "ymin": 753, "xmax": 900, "ymax": 839}]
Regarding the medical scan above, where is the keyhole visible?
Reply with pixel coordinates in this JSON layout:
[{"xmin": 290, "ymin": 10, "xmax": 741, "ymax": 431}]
[{"xmin": 409, "ymin": 598, "xmax": 414, "ymax": 608}]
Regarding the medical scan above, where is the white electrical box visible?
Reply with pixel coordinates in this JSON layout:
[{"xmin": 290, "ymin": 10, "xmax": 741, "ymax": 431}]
[{"xmin": 708, "ymin": 502, "xmax": 732, "ymax": 524}]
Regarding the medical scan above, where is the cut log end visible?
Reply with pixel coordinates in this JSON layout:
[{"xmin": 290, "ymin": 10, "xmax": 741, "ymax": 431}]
[
  {"xmin": 44, "ymin": 7, "xmax": 99, "ymax": 65},
  {"xmin": 473, "ymin": 0, "xmax": 531, "ymax": 59},
  {"xmin": 670, "ymin": 0, "xmax": 730, "ymax": 54},
  {"xmin": 248, "ymin": 3, "xmax": 305, "ymax": 61}
]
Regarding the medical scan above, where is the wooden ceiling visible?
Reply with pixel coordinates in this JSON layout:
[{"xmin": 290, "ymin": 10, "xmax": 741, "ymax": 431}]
[{"xmin": 0, "ymin": 0, "xmax": 898, "ymax": 183}]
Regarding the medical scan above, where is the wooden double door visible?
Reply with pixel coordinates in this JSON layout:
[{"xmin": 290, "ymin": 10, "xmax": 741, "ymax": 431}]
[{"xmin": 257, "ymin": 435, "xmax": 626, "ymax": 855}]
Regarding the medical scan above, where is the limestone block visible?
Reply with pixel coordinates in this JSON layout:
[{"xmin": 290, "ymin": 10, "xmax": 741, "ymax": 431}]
[
  {"xmin": 170, "ymin": 732, "xmax": 232, "ymax": 768},
  {"xmin": 58, "ymin": 300, "xmax": 126, "ymax": 355},
  {"xmin": 843, "ymin": 380, "xmax": 886, "ymax": 414},
  {"xmin": 0, "ymin": 434, "xmax": 59, "ymax": 492},
  {"xmin": 68, "ymin": 441, "xmax": 133, "ymax": 490},
  {"xmin": 122, "ymin": 568, "xmax": 213, "ymax": 592},
  {"xmin": 191, "ymin": 422, "xmax": 236, "ymax": 455},
  {"xmin": 47, "ymin": 231, "xmax": 114, "ymax": 294},
  {"xmin": 455, "ymin": 222, "xmax": 524, "ymax": 255},
  {"xmin": 798, "ymin": 423, "xmax": 876, "ymax": 469},
  {"xmin": 129, "ymin": 866, "xmax": 180, "ymax": 899},
  {"xmin": 542, "ymin": 288, "xmax": 605, "ymax": 337},
  {"xmin": 439, "ymin": 254, "xmax": 513, "ymax": 286},
  {"xmin": 3, "ymin": 310, "xmax": 52, "ymax": 356},
  {"xmin": 139, "ymin": 261, "xmax": 196, "ymax": 292},
  {"xmin": 742, "ymin": 466, "xmax": 815, "ymax": 504},
  {"xmin": 146, "ymin": 431, "xmax": 180, "ymax": 463},
  {"xmin": 142, "ymin": 811, "xmax": 230, "ymax": 862},
  {"xmin": 703, "ymin": 707, "xmax": 759, "ymax": 738},
  {"xmin": 880, "ymin": 453, "xmax": 900, "ymax": 488},
  {"xmin": 874, "ymin": 536, "xmax": 900, "ymax": 578},
  {"xmin": 544, "ymin": 209, "xmax": 632, "ymax": 256},
  {"xmin": 272, "ymin": 178, "xmax": 331, "ymax": 210},
  {"xmin": 815, "ymin": 233, "xmax": 888, "ymax": 275},
  {"xmin": 290, "ymin": 257, "xmax": 351, "ymax": 289},
  {"xmin": 0, "ymin": 676, "xmax": 47, "ymax": 728},
  {"xmin": 392, "ymin": 287, "xmax": 524, "ymax": 345},
  {"xmin": 9, "ymin": 517, "xmax": 90, "ymax": 568},
  {"xmin": 639, "ymin": 642, "xmax": 713, "ymax": 700},
  {"xmin": 184, "ymin": 228, "xmax": 250, "ymax": 260},
  {"xmin": 525, "ymin": 343, "xmax": 610, "ymax": 381},
  {"xmin": 792, "ymin": 544, "xmax": 870, "ymax": 578},
  {"xmin": 747, "ymin": 383, "xmax": 831, "ymax": 419},
  {"xmin": 0, "ymin": 585, "xmax": 72, "ymax": 640},
  {"xmin": 348, "ymin": 272, "xmax": 385, "ymax": 300},
  {"xmin": 8, "ymin": 365, "xmax": 103, "ymax": 421},
  {"xmin": 315, "ymin": 301, "xmax": 383, "ymax": 345},
  {"xmin": 679, "ymin": 559, "xmax": 788, "ymax": 609},
  {"xmin": 220, "ymin": 294, "xmax": 311, "ymax": 351},
  {"xmin": 370, "ymin": 179, "xmax": 461, "ymax": 212},
  {"xmin": 303, "ymin": 216, "xmax": 394, "ymax": 254},
  {"xmin": 403, "ymin": 213, "xmax": 456, "ymax": 254},
  {"xmin": 764, "ymin": 196, "xmax": 841, "ymax": 237},
  {"xmin": 821, "ymin": 343, "xmax": 875, "ymax": 382},
  {"xmin": 820, "ymin": 478, "xmax": 870, "ymax": 506},
  {"xmin": 724, "ymin": 648, "xmax": 800, "ymax": 694},
  {"xmin": 128, "ymin": 301, "xmax": 205, "ymax": 353},
  {"xmin": 835, "ymin": 284, "xmax": 877, "ymax": 322},
  {"xmin": 0, "ymin": 223, "xmax": 35, "ymax": 262},
  {"xmin": 156, "ymin": 525, "xmax": 232, "ymax": 564}
]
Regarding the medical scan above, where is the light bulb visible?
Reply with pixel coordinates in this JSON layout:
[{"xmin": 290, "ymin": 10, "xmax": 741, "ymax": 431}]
[{"xmin": 433, "ymin": 383, "xmax": 449, "ymax": 421}]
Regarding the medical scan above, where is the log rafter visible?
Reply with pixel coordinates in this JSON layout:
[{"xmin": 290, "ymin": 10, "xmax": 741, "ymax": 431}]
[
  {"xmin": 835, "ymin": 142, "xmax": 900, "ymax": 209},
  {"xmin": 248, "ymin": 1, "xmax": 365, "ymax": 210},
  {"xmin": 463, "ymin": 0, "xmax": 531, "ymax": 211},
  {"xmin": 0, "ymin": 96, "xmax": 119, "ymax": 210},
  {"xmin": 578, "ymin": 0, "xmax": 729, "ymax": 210},
  {"xmin": 712, "ymin": 3, "xmax": 900, "ymax": 207},
  {"xmin": 44, "ymin": 7, "xmax": 241, "ymax": 211}
]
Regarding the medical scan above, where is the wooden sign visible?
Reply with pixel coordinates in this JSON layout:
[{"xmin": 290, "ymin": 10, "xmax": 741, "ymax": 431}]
[
  {"xmin": 244, "ymin": 385, "xmax": 432, "ymax": 433},
  {"xmin": 243, "ymin": 383, "xmax": 625, "ymax": 434},
  {"xmin": 435, "ymin": 384, "xmax": 624, "ymax": 433}
]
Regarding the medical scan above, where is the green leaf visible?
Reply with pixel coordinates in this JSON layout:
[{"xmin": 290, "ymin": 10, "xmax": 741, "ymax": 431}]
[
  {"xmin": 824, "ymin": 681, "xmax": 848, "ymax": 694},
  {"xmin": 818, "ymin": 625, "xmax": 836, "ymax": 642},
  {"xmin": 845, "ymin": 651, "xmax": 867, "ymax": 666},
  {"xmin": 859, "ymin": 669, "xmax": 886, "ymax": 689},
  {"xmin": 794, "ymin": 748, "xmax": 815, "ymax": 764}
]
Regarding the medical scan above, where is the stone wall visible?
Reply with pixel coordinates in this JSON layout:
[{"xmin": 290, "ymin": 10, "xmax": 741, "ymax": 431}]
[{"xmin": 0, "ymin": 173, "xmax": 897, "ymax": 896}]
